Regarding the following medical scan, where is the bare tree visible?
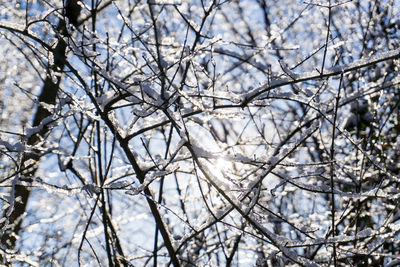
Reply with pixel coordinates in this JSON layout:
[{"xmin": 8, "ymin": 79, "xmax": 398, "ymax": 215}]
[{"xmin": 0, "ymin": 0, "xmax": 399, "ymax": 266}]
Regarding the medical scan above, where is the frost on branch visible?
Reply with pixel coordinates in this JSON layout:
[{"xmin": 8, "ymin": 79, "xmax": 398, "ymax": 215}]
[{"xmin": 1, "ymin": 0, "xmax": 400, "ymax": 266}]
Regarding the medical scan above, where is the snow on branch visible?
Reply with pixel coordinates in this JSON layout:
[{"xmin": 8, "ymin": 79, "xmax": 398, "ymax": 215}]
[{"xmin": 240, "ymin": 47, "xmax": 400, "ymax": 106}]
